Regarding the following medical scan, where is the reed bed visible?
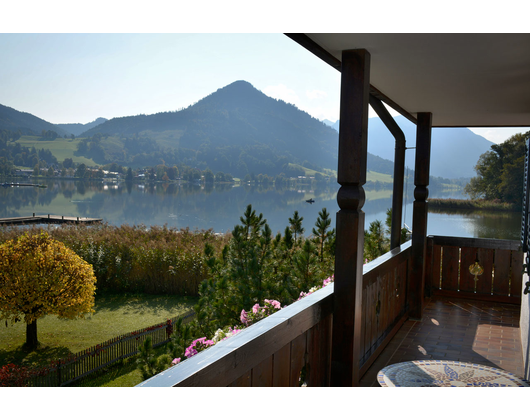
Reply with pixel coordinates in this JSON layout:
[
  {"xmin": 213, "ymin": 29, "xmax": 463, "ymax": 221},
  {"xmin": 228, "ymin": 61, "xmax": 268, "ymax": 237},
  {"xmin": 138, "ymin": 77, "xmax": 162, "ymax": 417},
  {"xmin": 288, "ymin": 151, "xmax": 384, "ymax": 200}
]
[
  {"xmin": 428, "ymin": 198, "xmax": 519, "ymax": 212},
  {"xmin": 0, "ymin": 223, "xmax": 231, "ymax": 296}
]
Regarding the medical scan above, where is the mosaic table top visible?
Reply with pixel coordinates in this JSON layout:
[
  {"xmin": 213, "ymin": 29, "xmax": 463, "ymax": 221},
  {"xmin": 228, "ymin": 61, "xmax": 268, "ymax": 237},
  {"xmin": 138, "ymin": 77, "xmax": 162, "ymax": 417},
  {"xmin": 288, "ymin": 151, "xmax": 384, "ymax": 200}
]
[{"xmin": 377, "ymin": 360, "xmax": 530, "ymax": 387}]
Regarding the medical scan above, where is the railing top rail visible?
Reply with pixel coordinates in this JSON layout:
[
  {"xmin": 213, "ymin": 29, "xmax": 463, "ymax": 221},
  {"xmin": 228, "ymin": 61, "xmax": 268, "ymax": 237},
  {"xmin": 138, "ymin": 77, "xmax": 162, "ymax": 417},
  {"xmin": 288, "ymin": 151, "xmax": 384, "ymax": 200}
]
[
  {"xmin": 363, "ymin": 240, "xmax": 412, "ymax": 279},
  {"xmin": 136, "ymin": 284, "xmax": 334, "ymax": 387},
  {"xmin": 427, "ymin": 235, "xmax": 521, "ymax": 251}
]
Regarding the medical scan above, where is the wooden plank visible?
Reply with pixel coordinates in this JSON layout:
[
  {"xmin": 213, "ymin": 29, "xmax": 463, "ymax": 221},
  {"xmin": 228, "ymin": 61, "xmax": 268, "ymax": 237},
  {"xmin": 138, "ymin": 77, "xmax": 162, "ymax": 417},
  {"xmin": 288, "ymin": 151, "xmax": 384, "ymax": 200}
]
[
  {"xmin": 510, "ymin": 250, "xmax": 524, "ymax": 298},
  {"xmin": 289, "ymin": 333, "xmax": 307, "ymax": 387},
  {"xmin": 425, "ymin": 238, "xmax": 434, "ymax": 296},
  {"xmin": 429, "ymin": 235, "xmax": 521, "ymax": 251},
  {"xmin": 432, "ymin": 244, "xmax": 442, "ymax": 290},
  {"xmin": 494, "ymin": 249, "xmax": 511, "ymax": 296},
  {"xmin": 306, "ymin": 316, "xmax": 332, "ymax": 387},
  {"xmin": 387, "ymin": 271, "xmax": 394, "ymax": 331},
  {"xmin": 0, "ymin": 215, "xmax": 102, "ymax": 226},
  {"xmin": 398, "ymin": 260, "xmax": 407, "ymax": 313},
  {"xmin": 251, "ymin": 356, "xmax": 273, "ymax": 386},
  {"xmin": 370, "ymin": 279, "xmax": 378, "ymax": 353},
  {"xmin": 380, "ymin": 273, "xmax": 389, "ymax": 337},
  {"xmin": 361, "ymin": 288, "xmax": 368, "ymax": 363},
  {"xmin": 441, "ymin": 245, "xmax": 460, "ymax": 292},
  {"xmin": 476, "ymin": 248, "xmax": 494, "ymax": 295},
  {"xmin": 272, "ymin": 344, "xmax": 290, "ymax": 386},
  {"xmin": 229, "ymin": 371, "xmax": 251, "ymax": 387},
  {"xmin": 370, "ymin": 276, "xmax": 376, "ymax": 350},
  {"xmin": 460, "ymin": 247, "xmax": 478, "ymax": 293}
]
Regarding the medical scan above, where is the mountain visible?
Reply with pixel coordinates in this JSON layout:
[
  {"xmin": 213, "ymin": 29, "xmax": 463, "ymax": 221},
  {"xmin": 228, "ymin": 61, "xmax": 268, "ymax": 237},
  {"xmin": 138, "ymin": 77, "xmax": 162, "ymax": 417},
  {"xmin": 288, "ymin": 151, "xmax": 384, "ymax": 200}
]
[
  {"xmin": 77, "ymin": 81, "xmax": 406, "ymax": 177},
  {"xmin": 0, "ymin": 103, "xmax": 69, "ymax": 137},
  {"xmin": 327, "ymin": 116, "xmax": 495, "ymax": 179},
  {"xmin": 79, "ymin": 80, "xmax": 342, "ymax": 172},
  {"xmin": 56, "ymin": 117, "xmax": 108, "ymax": 136},
  {"xmin": 2, "ymin": 80, "xmax": 490, "ymax": 180}
]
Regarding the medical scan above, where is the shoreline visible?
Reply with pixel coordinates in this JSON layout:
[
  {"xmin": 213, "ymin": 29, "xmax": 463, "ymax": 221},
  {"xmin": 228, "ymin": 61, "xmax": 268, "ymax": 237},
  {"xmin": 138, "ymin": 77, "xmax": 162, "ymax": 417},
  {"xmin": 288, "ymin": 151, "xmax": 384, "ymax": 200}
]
[{"xmin": 428, "ymin": 198, "xmax": 519, "ymax": 212}]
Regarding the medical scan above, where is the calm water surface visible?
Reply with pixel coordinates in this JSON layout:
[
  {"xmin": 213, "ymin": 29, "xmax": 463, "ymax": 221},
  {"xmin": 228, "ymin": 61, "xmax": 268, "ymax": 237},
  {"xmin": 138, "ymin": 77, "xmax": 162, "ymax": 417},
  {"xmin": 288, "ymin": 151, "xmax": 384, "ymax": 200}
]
[{"xmin": 0, "ymin": 179, "xmax": 521, "ymax": 240}]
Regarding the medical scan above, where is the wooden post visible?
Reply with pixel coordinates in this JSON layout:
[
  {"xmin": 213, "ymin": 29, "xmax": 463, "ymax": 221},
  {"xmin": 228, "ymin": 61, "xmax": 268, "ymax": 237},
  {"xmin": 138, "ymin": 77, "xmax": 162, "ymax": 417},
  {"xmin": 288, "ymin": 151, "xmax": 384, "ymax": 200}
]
[
  {"xmin": 331, "ymin": 49, "xmax": 370, "ymax": 387},
  {"xmin": 408, "ymin": 112, "xmax": 432, "ymax": 319}
]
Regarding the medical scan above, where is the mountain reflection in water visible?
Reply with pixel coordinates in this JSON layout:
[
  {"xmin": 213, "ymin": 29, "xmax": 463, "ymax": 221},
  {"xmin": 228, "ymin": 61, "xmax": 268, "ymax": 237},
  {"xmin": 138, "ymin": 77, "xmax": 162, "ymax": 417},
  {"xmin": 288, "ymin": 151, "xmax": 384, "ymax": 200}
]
[{"xmin": 0, "ymin": 179, "xmax": 521, "ymax": 240}]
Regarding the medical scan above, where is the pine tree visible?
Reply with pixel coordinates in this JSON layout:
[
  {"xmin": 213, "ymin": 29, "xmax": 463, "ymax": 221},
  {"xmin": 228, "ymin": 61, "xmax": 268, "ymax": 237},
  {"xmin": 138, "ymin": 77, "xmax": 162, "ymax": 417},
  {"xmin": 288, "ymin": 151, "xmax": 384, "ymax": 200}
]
[
  {"xmin": 312, "ymin": 208, "xmax": 332, "ymax": 262},
  {"xmin": 288, "ymin": 210, "xmax": 304, "ymax": 243}
]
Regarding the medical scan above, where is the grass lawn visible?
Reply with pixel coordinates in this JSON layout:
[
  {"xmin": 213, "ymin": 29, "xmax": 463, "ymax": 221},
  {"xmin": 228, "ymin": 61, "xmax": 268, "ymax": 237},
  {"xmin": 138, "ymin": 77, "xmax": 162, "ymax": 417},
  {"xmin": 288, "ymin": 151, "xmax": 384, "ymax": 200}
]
[
  {"xmin": 0, "ymin": 294, "xmax": 196, "ymax": 371},
  {"xmin": 16, "ymin": 136, "xmax": 97, "ymax": 166}
]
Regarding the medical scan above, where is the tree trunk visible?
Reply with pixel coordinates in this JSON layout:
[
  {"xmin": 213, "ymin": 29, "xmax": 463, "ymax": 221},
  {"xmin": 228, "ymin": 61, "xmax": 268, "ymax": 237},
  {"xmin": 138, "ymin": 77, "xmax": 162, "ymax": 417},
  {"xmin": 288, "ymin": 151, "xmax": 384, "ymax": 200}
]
[{"xmin": 26, "ymin": 320, "xmax": 38, "ymax": 350}]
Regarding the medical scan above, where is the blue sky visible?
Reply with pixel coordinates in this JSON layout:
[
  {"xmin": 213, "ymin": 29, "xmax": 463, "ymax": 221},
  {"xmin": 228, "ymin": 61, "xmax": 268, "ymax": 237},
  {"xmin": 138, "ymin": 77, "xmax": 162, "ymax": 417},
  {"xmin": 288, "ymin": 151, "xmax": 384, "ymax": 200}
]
[{"xmin": 1, "ymin": 2, "xmax": 527, "ymax": 145}]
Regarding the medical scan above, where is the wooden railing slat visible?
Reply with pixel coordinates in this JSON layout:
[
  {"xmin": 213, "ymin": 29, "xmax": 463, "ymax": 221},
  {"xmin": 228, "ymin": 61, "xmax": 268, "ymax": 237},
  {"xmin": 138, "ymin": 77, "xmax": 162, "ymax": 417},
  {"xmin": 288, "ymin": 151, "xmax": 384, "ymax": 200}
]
[
  {"xmin": 494, "ymin": 249, "xmax": 511, "ymax": 296},
  {"xmin": 289, "ymin": 332, "xmax": 307, "ymax": 387},
  {"xmin": 511, "ymin": 250, "xmax": 524, "ymax": 297},
  {"xmin": 272, "ymin": 344, "xmax": 291, "ymax": 386},
  {"xmin": 251, "ymin": 356, "xmax": 273, "ymax": 386},
  {"xmin": 460, "ymin": 247, "xmax": 478, "ymax": 293},
  {"xmin": 441, "ymin": 246, "xmax": 460, "ymax": 291}
]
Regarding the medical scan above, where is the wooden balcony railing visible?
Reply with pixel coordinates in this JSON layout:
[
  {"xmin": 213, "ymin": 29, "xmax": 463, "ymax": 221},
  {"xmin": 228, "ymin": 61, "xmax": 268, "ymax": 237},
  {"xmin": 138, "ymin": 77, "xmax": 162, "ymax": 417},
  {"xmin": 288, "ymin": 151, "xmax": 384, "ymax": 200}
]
[
  {"xmin": 137, "ymin": 283, "xmax": 334, "ymax": 387},
  {"xmin": 359, "ymin": 241, "xmax": 411, "ymax": 375},
  {"xmin": 137, "ymin": 241, "xmax": 413, "ymax": 387},
  {"xmin": 425, "ymin": 236, "xmax": 523, "ymax": 304},
  {"xmin": 137, "ymin": 236, "xmax": 523, "ymax": 386}
]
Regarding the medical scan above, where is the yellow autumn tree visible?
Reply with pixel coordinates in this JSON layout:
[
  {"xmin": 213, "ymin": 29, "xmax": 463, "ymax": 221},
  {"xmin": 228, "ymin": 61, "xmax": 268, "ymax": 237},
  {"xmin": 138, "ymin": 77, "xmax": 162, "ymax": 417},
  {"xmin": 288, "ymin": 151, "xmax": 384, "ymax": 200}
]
[{"xmin": 0, "ymin": 232, "xmax": 97, "ymax": 350}]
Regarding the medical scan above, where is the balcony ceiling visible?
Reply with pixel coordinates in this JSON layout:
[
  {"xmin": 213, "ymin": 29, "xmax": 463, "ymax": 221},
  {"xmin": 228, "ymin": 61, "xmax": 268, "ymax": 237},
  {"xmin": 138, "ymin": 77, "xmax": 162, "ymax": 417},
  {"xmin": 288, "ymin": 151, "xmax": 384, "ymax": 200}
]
[{"xmin": 297, "ymin": 34, "xmax": 530, "ymax": 128}]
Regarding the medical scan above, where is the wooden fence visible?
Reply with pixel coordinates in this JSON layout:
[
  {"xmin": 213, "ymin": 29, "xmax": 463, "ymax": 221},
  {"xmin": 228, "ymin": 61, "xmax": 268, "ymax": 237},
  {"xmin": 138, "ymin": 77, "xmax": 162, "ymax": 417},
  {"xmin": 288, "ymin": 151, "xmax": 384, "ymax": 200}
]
[
  {"xmin": 425, "ymin": 236, "xmax": 523, "ymax": 304},
  {"xmin": 26, "ymin": 310, "xmax": 195, "ymax": 387}
]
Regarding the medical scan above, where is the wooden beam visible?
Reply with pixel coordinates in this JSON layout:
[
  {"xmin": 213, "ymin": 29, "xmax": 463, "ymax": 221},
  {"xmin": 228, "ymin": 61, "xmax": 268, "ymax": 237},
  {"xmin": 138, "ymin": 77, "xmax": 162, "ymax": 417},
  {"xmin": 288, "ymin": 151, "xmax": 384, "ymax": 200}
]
[
  {"xmin": 408, "ymin": 112, "xmax": 432, "ymax": 319},
  {"xmin": 369, "ymin": 95, "xmax": 406, "ymax": 249},
  {"xmin": 331, "ymin": 49, "xmax": 370, "ymax": 387},
  {"xmin": 284, "ymin": 34, "xmax": 418, "ymax": 125}
]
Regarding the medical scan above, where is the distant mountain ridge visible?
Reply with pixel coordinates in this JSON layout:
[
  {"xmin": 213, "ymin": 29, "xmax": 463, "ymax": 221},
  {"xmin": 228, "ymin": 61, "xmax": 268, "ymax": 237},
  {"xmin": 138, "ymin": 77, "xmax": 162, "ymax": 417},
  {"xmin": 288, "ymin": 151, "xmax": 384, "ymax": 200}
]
[
  {"xmin": 79, "ymin": 80, "xmax": 341, "ymax": 170},
  {"xmin": 325, "ymin": 117, "xmax": 494, "ymax": 179},
  {"xmin": 56, "ymin": 117, "xmax": 108, "ymax": 136},
  {"xmin": 0, "ymin": 80, "xmax": 494, "ymax": 179},
  {"xmin": 0, "ymin": 103, "xmax": 69, "ymax": 137}
]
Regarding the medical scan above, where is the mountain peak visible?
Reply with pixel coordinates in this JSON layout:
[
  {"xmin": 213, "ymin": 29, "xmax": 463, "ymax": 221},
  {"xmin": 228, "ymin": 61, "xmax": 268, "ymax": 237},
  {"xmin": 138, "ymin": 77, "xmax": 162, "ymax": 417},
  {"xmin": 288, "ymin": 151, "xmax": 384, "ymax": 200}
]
[{"xmin": 203, "ymin": 80, "xmax": 260, "ymax": 100}]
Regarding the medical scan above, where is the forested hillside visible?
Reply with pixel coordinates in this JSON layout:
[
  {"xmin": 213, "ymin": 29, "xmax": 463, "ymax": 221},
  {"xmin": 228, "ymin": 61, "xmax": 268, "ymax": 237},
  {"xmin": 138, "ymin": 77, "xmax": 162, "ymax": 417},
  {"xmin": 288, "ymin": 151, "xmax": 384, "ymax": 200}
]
[
  {"xmin": 0, "ymin": 103, "xmax": 68, "ymax": 137},
  {"xmin": 77, "ymin": 81, "xmax": 341, "ymax": 175},
  {"xmin": 0, "ymin": 80, "xmax": 471, "ymax": 182}
]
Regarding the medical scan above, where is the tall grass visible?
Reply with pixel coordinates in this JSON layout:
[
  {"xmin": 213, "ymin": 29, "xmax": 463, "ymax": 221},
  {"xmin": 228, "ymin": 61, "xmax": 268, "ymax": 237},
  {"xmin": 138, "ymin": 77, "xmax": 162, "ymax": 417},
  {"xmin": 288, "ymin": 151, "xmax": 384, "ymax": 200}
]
[
  {"xmin": 0, "ymin": 223, "xmax": 230, "ymax": 296},
  {"xmin": 428, "ymin": 198, "xmax": 519, "ymax": 212}
]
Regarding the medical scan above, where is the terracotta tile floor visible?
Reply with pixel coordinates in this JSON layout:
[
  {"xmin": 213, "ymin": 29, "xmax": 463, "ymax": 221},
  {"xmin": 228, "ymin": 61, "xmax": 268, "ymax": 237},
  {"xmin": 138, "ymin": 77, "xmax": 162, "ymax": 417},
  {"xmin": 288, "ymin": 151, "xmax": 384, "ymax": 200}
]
[{"xmin": 360, "ymin": 295, "xmax": 526, "ymax": 386}]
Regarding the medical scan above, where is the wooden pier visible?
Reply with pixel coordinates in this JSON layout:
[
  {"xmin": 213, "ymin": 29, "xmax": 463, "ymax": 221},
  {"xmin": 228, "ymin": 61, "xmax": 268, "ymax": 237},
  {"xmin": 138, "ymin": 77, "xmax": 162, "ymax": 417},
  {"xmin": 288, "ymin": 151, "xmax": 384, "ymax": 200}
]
[
  {"xmin": 0, "ymin": 214, "xmax": 102, "ymax": 226},
  {"xmin": 2, "ymin": 182, "xmax": 46, "ymax": 188}
]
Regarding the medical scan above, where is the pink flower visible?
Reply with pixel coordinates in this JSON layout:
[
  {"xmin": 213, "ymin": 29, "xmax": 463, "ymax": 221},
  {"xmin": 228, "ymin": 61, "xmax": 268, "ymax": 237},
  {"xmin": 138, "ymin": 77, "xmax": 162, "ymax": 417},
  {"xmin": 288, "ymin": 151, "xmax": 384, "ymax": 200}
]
[
  {"xmin": 323, "ymin": 276, "xmax": 333, "ymax": 287},
  {"xmin": 184, "ymin": 337, "xmax": 214, "ymax": 358},
  {"xmin": 252, "ymin": 303, "xmax": 260, "ymax": 314},
  {"xmin": 171, "ymin": 358, "xmax": 181, "ymax": 366},
  {"xmin": 240, "ymin": 309, "xmax": 248, "ymax": 326},
  {"xmin": 265, "ymin": 299, "xmax": 281, "ymax": 309}
]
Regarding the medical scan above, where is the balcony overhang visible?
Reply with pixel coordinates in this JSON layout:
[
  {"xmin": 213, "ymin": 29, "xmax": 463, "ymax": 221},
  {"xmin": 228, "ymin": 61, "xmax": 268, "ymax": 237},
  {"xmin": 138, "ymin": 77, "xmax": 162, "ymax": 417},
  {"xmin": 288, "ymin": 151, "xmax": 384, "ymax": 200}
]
[{"xmin": 286, "ymin": 33, "xmax": 530, "ymax": 128}]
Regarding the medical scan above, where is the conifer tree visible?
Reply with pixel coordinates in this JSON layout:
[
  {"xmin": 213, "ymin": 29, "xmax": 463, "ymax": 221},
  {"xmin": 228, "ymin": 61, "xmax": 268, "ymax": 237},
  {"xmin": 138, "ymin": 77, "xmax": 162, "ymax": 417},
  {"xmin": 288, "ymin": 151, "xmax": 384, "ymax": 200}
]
[{"xmin": 312, "ymin": 208, "xmax": 332, "ymax": 262}]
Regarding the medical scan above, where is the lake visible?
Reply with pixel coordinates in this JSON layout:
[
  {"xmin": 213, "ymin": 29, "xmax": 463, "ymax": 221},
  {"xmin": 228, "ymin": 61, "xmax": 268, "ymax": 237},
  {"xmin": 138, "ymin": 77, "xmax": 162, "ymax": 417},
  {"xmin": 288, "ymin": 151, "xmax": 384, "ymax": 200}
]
[{"xmin": 0, "ymin": 179, "xmax": 522, "ymax": 241}]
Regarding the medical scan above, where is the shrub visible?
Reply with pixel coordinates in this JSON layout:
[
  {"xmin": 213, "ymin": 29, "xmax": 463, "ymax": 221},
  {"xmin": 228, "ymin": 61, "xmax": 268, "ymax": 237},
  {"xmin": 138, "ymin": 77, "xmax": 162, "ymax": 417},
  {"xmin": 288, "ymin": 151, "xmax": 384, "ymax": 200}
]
[{"xmin": 0, "ymin": 364, "xmax": 29, "ymax": 387}]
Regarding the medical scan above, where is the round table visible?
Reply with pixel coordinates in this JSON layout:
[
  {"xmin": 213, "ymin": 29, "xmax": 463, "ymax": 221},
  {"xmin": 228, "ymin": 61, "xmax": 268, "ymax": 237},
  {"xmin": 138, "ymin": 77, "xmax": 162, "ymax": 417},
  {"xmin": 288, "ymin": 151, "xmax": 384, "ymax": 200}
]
[{"xmin": 377, "ymin": 360, "xmax": 530, "ymax": 387}]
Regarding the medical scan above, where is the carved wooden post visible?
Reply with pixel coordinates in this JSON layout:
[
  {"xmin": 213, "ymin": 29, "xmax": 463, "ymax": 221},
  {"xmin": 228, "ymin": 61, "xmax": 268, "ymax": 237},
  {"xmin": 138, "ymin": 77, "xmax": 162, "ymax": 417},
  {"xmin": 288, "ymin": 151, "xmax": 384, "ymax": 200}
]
[
  {"xmin": 331, "ymin": 49, "xmax": 370, "ymax": 387},
  {"xmin": 408, "ymin": 112, "xmax": 432, "ymax": 319}
]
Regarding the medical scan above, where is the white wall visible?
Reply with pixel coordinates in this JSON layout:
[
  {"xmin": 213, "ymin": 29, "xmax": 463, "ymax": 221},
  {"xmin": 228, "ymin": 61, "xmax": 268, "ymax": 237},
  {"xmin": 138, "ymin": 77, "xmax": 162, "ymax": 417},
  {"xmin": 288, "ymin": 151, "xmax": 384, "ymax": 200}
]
[{"xmin": 521, "ymin": 266, "xmax": 530, "ymax": 380}]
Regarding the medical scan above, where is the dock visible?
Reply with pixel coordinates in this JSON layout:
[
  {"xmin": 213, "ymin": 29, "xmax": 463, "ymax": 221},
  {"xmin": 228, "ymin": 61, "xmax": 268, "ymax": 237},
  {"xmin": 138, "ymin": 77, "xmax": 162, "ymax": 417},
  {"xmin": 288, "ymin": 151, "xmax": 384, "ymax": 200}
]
[
  {"xmin": 2, "ymin": 182, "xmax": 46, "ymax": 188},
  {"xmin": 0, "ymin": 214, "xmax": 103, "ymax": 226}
]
